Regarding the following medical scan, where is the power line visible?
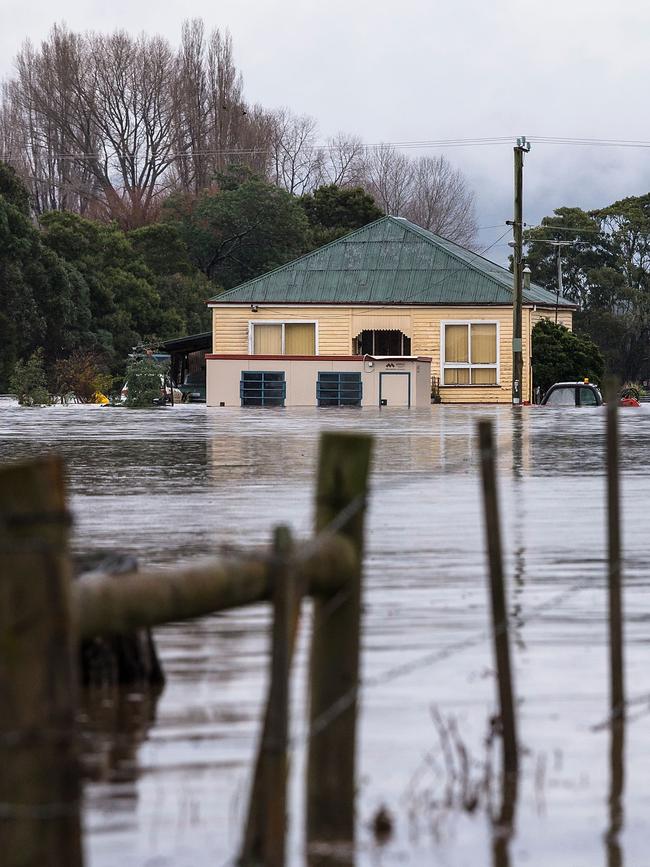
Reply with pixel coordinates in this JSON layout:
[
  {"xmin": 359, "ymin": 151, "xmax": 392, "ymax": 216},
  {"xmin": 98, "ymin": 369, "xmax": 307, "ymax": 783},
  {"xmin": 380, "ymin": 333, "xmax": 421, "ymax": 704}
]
[
  {"xmin": 0, "ymin": 137, "xmax": 518, "ymax": 163},
  {"xmin": 480, "ymin": 228, "xmax": 511, "ymax": 255},
  {"xmin": 8, "ymin": 133, "xmax": 650, "ymax": 164}
]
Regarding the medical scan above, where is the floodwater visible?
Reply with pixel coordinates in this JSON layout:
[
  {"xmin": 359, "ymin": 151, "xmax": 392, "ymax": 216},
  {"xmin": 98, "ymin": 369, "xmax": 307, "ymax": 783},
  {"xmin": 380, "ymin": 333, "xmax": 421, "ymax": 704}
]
[{"xmin": 1, "ymin": 398, "xmax": 650, "ymax": 866}]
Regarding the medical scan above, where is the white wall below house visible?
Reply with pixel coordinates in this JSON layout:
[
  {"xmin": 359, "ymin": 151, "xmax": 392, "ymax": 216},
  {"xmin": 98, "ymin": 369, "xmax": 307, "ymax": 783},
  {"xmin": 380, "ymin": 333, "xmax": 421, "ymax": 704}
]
[{"xmin": 206, "ymin": 356, "xmax": 432, "ymax": 407}]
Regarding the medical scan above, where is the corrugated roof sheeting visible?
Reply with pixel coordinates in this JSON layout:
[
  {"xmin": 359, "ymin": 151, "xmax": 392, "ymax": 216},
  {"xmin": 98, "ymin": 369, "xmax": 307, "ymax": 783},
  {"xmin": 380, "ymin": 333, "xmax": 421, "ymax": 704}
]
[{"xmin": 210, "ymin": 216, "xmax": 575, "ymax": 308}]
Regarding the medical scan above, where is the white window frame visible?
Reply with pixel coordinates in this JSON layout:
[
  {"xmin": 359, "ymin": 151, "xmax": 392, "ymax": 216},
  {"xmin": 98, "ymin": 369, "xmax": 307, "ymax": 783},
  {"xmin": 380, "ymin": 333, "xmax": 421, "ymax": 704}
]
[
  {"xmin": 440, "ymin": 320, "xmax": 500, "ymax": 386},
  {"xmin": 248, "ymin": 320, "xmax": 319, "ymax": 355}
]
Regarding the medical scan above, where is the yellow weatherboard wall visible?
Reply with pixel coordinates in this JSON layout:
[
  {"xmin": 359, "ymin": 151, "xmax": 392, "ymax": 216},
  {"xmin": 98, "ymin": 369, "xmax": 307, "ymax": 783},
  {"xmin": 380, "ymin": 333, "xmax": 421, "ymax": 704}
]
[{"xmin": 211, "ymin": 304, "xmax": 572, "ymax": 403}]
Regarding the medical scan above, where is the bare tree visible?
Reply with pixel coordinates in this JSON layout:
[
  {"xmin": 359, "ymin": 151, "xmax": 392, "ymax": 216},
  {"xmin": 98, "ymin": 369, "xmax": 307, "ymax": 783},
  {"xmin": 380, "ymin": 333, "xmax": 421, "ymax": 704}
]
[
  {"xmin": 172, "ymin": 19, "xmax": 211, "ymax": 194},
  {"xmin": 3, "ymin": 26, "xmax": 177, "ymax": 226},
  {"xmin": 6, "ymin": 28, "xmax": 101, "ymax": 215},
  {"xmin": 360, "ymin": 145, "xmax": 414, "ymax": 215},
  {"xmin": 171, "ymin": 21, "xmax": 273, "ymax": 192},
  {"xmin": 319, "ymin": 133, "xmax": 365, "ymax": 187},
  {"xmin": 269, "ymin": 108, "xmax": 322, "ymax": 195},
  {"xmin": 85, "ymin": 31, "xmax": 177, "ymax": 226},
  {"xmin": 404, "ymin": 155, "xmax": 477, "ymax": 247},
  {"xmin": 1, "ymin": 20, "xmax": 478, "ymax": 246},
  {"xmin": 2, "ymin": 21, "xmax": 271, "ymax": 224},
  {"xmin": 358, "ymin": 146, "xmax": 477, "ymax": 247}
]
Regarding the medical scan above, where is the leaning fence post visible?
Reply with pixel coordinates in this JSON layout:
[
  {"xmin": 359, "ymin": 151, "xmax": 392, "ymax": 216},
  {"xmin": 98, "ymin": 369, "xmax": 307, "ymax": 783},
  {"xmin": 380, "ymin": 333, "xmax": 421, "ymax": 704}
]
[
  {"xmin": 478, "ymin": 420, "xmax": 518, "ymax": 776},
  {"xmin": 0, "ymin": 456, "xmax": 83, "ymax": 867},
  {"xmin": 240, "ymin": 525, "xmax": 297, "ymax": 866},
  {"xmin": 306, "ymin": 432, "xmax": 372, "ymax": 856}
]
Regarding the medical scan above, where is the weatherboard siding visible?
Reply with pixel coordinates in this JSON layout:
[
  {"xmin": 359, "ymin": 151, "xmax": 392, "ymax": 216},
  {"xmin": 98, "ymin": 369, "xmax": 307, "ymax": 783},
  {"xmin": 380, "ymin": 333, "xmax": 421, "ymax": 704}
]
[
  {"xmin": 213, "ymin": 306, "xmax": 353, "ymax": 355},
  {"xmin": 531, "ymin": 308, "xmax": 573, "ymax": 330},
  {"xmin": 211, "ymin": 304, "xmax": 571, "ymax": 403}
]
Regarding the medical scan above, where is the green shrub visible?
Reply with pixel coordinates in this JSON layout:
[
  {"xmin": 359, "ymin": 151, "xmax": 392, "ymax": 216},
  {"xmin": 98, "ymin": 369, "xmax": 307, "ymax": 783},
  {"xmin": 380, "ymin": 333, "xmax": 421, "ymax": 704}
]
[
  {"xmin": 9, "ymin": 349, "xmax": 52, "ymax": 406},
  {"xmin": 124, "ymin": 357, "xmax": 164, "ymax": 407},
  {"xmin": 532, "ymin": 319, "xmax": 605, "ymax": 395}
]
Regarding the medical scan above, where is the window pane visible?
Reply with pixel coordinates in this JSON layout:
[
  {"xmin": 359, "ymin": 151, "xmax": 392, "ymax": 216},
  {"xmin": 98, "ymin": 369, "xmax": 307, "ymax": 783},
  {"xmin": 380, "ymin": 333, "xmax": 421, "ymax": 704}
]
[
  {"xmin": 546, "ymin": 387, "xmax": 576, "ymax": 406},
  {"xmin": 253, "ymin": 324, "xmax": 282, "ymax": 354},
  {"xmin": 579, "ymin": 387, "xmax": 598, "ymax": 406},
  {"xmin": 471, "ymin": 324, "xmax": 497, "ymax": 364},
  {"xmin": 471, "ymin": 367, "xmax": 498, "ymax": 384},
  {"xmin": 285, "ymin": 323, "xmax": 315, "ymax": 355},
  {"xmin": 444, "ymin": 367, "xmax": 470, "ymax": 385},
  {"xmin": 445, "ymin": 325, "xmax": 468, "ymax": 363}
]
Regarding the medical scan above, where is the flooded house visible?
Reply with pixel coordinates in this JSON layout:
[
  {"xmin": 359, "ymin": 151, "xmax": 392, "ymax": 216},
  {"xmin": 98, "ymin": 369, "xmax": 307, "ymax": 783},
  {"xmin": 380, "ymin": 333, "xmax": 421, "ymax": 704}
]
[{"xmin": 206, "ymin": 215, "xmax": 574, "ymax": 406}]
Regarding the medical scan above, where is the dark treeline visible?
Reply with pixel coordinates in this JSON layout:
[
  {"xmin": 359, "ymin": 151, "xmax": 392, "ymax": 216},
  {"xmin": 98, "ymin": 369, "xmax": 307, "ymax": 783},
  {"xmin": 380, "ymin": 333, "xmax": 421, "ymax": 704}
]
[
  {"xmin": 0, "ymin": 158, "xmax": 388, "ymax": 390},
  {"xmin": 525, "ymin": 196, "xmax": 650, "ymax": 382}
]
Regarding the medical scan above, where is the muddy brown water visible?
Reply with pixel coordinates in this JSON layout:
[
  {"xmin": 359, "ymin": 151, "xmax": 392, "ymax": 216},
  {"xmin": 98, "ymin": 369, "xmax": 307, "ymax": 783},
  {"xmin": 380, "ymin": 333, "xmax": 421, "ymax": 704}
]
[{"xmin": 2, "ymin": 398, "xmax": 650, "ymax": 866}]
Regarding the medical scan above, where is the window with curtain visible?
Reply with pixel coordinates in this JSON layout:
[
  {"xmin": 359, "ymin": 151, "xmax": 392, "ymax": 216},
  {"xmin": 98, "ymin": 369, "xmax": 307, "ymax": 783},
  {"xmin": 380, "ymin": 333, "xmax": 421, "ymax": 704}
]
[
  {"xmin": 442, "ymin": 322, "xmax": 498, "ymax": 385},
  {"xmin": 285, "ymin": 323, "xmax": 315, "ymax": 355},
  {"xmin": 253, "ymin": 324, "xmax": 282, "ymax": 354},
  {"xmin": 251, "ymin": 322, "xmax": 316, "ymax": 355}
]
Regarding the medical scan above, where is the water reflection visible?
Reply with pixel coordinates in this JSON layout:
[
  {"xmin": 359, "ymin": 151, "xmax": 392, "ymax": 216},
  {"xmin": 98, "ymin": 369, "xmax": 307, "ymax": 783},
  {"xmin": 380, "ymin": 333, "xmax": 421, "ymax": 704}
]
[
  {"xmin": 80, "ymin": 686, "xmax": 162, "ymax": 797},
  {"xmin": 492, "ymin": 771, "xmax": 518, "ymax": 867}
]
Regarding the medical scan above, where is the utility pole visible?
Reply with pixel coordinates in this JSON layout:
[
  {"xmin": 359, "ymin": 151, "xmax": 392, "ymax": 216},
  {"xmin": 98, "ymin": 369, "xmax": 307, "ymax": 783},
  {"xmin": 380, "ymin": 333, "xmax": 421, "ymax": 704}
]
[
  {"xmin": 511, "ymin": 137, "xmax": 530, "ymax": 406},
  {"xmin": 547, "ymin": 240, "xmax": 575, "ymax": 323}
]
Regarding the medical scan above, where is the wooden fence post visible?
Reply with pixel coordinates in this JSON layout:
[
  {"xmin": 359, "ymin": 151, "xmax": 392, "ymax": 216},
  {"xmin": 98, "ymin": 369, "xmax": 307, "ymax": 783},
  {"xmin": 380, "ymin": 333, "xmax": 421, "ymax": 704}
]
[
  {"xmin": 240, "ymin": 525, "xmax": 298, "ymax": 866},
  {"xmin": 306, "ymin": 432, "xmax": 372, "ymax": 858},
  {"xmin": 604, "ymin": 378, "xmax": 624, "ymax": 723},
  {"xmin": 604, "ymin": 377, "xmax": 625, "ymax": 864},
  {"xmin": 478, "ymin": 420, "xmax": 518, "ymax": 776},
  {"xmin": 0, "ymin": 457, "xmax": 83, "ymax": 867}
]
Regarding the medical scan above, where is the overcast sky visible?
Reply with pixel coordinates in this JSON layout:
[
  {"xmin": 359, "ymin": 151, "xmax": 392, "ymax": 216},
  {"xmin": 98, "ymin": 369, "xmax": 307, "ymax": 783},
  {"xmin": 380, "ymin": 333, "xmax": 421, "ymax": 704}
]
[{"xmin": 3, "ymin": 0, "xmax": 650, "ymax": 260}]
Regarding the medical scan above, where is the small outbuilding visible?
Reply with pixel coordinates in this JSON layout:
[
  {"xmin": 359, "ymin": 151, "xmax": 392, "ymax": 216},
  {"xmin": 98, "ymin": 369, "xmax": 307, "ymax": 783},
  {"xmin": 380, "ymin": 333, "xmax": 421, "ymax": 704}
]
[{"xmin": 206, "ymin": 215, "xmax": 575, "ymax": 407}]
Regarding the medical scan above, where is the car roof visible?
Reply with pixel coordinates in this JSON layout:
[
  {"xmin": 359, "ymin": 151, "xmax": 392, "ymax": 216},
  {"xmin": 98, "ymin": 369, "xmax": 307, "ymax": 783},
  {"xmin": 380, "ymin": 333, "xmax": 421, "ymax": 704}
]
[{"xmin": 549, "ymin": 382, "xmax": 600, "ymax": 388}]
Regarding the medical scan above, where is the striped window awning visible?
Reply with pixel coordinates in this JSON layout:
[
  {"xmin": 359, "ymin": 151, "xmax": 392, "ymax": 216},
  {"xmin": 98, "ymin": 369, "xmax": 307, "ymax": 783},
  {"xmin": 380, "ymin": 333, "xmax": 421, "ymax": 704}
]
[{"xmin": 351, "ymin": 313, "xmax": 412, "ymax": 335}]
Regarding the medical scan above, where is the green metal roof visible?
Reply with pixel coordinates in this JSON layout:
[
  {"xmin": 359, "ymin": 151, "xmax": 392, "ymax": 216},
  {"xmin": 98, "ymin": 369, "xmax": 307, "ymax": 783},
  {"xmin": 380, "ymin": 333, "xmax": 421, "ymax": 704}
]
[{"xmin": 209, "ymin": 215, "xmax": 575, "ymax": 308}]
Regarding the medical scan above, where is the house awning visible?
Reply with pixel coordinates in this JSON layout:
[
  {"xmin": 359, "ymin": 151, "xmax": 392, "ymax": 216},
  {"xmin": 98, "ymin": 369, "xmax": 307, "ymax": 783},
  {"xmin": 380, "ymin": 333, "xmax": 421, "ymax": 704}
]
[{"xmin": 351, "ymin": 313, "xmax": 412, "ymax": 335}]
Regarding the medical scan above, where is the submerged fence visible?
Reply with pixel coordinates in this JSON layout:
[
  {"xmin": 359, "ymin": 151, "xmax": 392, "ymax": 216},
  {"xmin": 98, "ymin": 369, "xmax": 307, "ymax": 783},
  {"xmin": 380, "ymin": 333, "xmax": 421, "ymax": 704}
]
[{"xmin": 0, "ymin": 393, "xmax": 629, "ymax": 867}]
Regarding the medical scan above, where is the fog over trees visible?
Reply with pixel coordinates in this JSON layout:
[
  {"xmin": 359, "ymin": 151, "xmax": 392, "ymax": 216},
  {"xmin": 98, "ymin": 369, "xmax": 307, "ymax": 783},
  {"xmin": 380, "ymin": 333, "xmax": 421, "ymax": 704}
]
[{"xmin": 0, "ymin": 20, "xmax": 478, "ymax": 244}]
